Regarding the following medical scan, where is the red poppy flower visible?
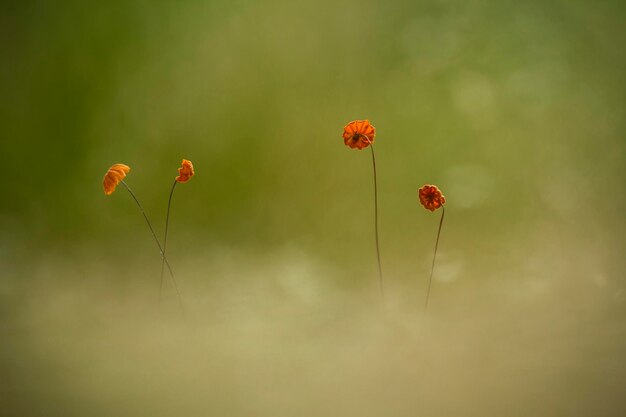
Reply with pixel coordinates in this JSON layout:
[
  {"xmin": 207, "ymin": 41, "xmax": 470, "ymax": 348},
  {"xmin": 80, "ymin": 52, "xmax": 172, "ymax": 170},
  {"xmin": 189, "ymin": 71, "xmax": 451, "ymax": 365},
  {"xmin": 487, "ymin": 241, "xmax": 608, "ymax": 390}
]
[
  {"xmin": 103, "ymin": 163, "xmax": 131, "ymax": 195},
  {"xmin": 342, "ymin": 120, "xmax": 376, "ymax": 150},
  {"xmin": 418, "ymin": 184, "xmax": 446, "ymax": 212},
  {"xmin": 176, "ymin": 159, "xmax": 194, "ymax": 183}
]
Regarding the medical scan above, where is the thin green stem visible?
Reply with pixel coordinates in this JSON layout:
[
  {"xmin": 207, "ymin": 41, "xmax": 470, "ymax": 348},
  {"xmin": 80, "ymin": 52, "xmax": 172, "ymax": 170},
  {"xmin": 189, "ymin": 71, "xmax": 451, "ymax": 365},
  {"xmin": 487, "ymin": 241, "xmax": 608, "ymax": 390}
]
[
  {"xmin": 369, "ymin": 143, "xmax": 385, "ymax": 309},
  {"xmin": 159, "ymin": 180, "xmax": 178, "ymax": 308},
  {"xmin": 423, "ymin": 205, "xmax": 445, "ymax": 316},
  {"xmin": 120, "ymin": 180, "xmax": 184, "ymax": 315}
]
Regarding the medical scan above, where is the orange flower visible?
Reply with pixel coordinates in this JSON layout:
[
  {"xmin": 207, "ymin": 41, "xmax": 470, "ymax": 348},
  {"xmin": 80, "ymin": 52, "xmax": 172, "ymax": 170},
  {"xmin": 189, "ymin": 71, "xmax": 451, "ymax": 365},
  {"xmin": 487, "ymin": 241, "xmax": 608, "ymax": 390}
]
[
  {"xmin": 342, "ymin": 120, "xmax": 376, "ymax": 150},
  {"xmin": 103, "ymin": 163, "xmax": 131, "ymax": 195},
  {"xmin": 419, "ymin": 184, "xmax": 446, "ymax": 212},
  {"xmin": 176, "ymin": 159, "xmax": 194, "ymax": 183}
]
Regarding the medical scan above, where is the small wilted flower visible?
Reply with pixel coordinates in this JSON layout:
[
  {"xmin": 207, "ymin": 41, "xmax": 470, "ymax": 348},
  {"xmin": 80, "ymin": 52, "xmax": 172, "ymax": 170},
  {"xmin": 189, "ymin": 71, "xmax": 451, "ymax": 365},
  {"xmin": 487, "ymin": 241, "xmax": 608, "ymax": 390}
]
[
  {"xmin": 103, "ymin": 163, "xmax": 130, "ymax": 195},
  {"xmin": 418, "ymin": 184, "xmax": 446, "ymax": 316},
  {"xmin": 159, "ymin": 159, "xmax": 195, "ymax": 310},
  {"xmin": 418, "ymin": 184, "xmax": 446, "ymax": 212},
  {"xmin": 176, "ymin": 159, "xmax": 194, "ymax": 183},
  {"xmin": 341, "ymin": 119, "xmax": 385, "ymax": 309},
  {"xmin": 342, "ymin": 120, "xmax": 376, "ymax": 150}
]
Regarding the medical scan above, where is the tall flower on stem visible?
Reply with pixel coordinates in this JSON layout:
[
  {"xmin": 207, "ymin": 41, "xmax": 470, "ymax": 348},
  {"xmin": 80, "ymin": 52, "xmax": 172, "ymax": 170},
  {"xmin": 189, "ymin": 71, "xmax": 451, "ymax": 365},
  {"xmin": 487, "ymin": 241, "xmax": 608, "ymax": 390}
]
[
  {"xmin": 418, "ymin": 184, "xmax": 446, "ymax": 315},
  {"xmin": 103, "ymin": 163, "xmax": 184, "ymax": 314},
  {"xmin": 159, "ymin": 159, "xmax": 194, "ymax": 308},
  {"xmin": 342, "ymin": 120, "xmax": 385, "ymax": 307}
]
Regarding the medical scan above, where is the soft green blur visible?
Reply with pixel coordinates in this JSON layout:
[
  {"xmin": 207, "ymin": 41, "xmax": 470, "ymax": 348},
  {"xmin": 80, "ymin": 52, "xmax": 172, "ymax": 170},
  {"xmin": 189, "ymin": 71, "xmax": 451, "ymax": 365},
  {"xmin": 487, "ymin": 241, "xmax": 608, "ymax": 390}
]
[{"xmin": 1, "ymin": 0, "xmax": 625, "ymax": 416}]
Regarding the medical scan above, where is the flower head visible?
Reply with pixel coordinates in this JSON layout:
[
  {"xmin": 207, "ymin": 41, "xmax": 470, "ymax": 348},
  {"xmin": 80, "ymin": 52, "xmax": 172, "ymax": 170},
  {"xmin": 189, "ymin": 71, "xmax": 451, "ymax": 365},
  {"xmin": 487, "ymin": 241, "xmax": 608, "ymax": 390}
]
[
  {"xmin": 342, "ymin": 120, "xmax": 376, "ymax": 150},
  {"xmin": 103, "ymin": 163, "xmax": 131, "ymax": 195},
  {"xmin": 176, "ymin": 159, "xmax": 194, "ymax": 183},
  {"xmin": 418, "ymin": 184, "xmax": 446, "ymax": 212}
]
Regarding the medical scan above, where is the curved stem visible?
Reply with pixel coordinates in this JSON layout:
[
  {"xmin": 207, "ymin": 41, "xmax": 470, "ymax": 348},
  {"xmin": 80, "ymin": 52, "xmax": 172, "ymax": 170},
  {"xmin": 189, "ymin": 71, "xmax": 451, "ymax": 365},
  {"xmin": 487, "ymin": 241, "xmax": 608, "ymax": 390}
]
[
  {"xmin": 159, "ymin": 180, "xmax": 178, "ymax": 308},
  {"xmin": 369, "ymin": 144, "xmax": 385, "ymax": 309},
  {"xmin": 423, "ymin": 205, "xmax": 445, "ymax": 316},
  {"xmin": 120, "ymin": 180, "xmax": 184, "ymax": 315}
]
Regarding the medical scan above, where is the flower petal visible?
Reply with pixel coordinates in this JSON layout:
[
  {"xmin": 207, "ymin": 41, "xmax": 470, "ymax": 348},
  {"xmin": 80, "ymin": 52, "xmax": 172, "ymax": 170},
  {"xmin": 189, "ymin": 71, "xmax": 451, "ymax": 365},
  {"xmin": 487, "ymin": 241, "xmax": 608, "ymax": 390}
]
[{"xmin": 103, "ymin": 163, "xmax": 130, "ymax": 195}]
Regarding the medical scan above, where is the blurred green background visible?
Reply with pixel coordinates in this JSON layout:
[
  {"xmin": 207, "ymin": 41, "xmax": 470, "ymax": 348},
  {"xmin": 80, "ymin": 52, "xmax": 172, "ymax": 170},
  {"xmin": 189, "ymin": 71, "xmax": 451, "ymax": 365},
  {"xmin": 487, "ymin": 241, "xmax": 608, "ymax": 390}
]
[{"xmin": 1, "ymin": 0, "xmax": 625, "ymax": 416}]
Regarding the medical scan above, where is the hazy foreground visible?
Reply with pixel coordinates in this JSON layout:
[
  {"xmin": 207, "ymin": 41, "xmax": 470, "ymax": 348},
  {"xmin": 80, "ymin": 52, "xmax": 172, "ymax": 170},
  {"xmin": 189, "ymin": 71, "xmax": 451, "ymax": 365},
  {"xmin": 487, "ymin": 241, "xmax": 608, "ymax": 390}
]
[{"xmin": 2, "ymin": 242, "xmax": 624, "ymax": 417}]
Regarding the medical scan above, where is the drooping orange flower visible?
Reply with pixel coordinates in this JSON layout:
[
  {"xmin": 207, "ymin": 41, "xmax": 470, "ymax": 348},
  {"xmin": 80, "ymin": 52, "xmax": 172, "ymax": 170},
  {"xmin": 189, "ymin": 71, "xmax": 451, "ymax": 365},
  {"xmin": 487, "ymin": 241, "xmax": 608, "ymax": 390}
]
[
  {"xmin": 103, "ymin": 163, "xmax": 131, "ymax": 195},
  {"xmin": 176, "ymin": 159, "xmax": 194, "ymax": 183},
  {"xmin": 418, "ymin": 184, "xmax": 446, "ymax": 212},
  {"xmin": 342, "ymin": 120, "xmax": 376, "ymax": 150}
]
